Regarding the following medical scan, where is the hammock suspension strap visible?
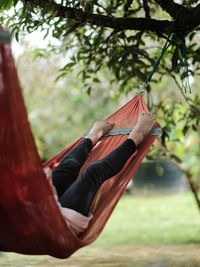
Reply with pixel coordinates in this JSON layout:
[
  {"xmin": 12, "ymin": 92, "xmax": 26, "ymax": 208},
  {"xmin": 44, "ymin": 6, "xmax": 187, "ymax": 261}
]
[
  {"xmin": 140, "ymin": 7, "xmax": 191, "ymax": 94},
  {"xmin": 83, "ymin": 127, "xmax": 161, "ymax": 137}
]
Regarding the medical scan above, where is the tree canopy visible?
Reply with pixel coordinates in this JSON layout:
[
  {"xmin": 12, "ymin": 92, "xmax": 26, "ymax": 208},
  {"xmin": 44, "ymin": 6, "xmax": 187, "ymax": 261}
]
[{"xmin": 1, "ymin": 0, "xmax": 200, "ymax": 93}]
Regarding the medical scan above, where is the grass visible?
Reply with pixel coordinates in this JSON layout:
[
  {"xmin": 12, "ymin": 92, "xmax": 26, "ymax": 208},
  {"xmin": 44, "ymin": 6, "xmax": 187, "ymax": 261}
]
[
  {"xmin": 94, "ymin": 192, "xmax": 200, "ymax": 246},
  {"xmin": 1, "ymin": 192, "xmax": 200, "ymax": 266}
]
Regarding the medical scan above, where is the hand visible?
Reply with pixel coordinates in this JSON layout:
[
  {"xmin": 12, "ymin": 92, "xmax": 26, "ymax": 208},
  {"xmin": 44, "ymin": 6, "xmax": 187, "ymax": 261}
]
[{"xmin": 43, "ymin": 167, "xmax": 57, "ymax": 195}]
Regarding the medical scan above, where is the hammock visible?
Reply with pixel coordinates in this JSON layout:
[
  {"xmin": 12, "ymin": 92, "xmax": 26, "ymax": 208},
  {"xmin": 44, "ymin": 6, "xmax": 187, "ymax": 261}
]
[{"xmin": 0, "ymin": 31, "xmax": 160, "ymax": 259}]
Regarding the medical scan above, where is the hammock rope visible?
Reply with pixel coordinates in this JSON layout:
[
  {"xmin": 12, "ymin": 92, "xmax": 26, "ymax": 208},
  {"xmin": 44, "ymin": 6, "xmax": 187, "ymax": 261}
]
[{"xmin": 141, "ymin": 8, "xmax": 191, "ymax": 93}]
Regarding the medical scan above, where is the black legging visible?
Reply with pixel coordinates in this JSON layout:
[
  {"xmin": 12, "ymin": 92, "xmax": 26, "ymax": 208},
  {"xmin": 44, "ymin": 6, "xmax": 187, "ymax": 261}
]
[{"xmin": 52, "ymin": 138, "xmax": 136, "ymax": 216}]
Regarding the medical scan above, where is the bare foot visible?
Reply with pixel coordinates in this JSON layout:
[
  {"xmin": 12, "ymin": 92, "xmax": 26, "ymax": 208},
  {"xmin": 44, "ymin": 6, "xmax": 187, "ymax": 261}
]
[
  {"xmin": 86, "ymin": 121, "xmax": 115, "ymax": 145},
  {"xmin": 128, "ymin": 112, "xmax": 155, "ymax": 146}
]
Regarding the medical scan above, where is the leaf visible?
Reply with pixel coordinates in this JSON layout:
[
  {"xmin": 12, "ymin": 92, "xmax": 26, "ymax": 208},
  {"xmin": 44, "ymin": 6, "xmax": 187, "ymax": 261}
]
[
  {"xmin": 87, "ymin": 86, "xmax": 92, "ymax": 95},
  {"xmin": 161, "ymin": 130, "xmax": 168, "ymax": 147},
  {"xmin": 93, "ymin": 77, "xmax": 100, "ymax": 83},
  {"xmin": 10, "ymin": 25, "xmax": 19, "ymax": 40},
  {"xmin": 170, "ymin": 154, "xmax": 182, "ymax": 163},
  {"xmin": 172, "ymin": 46, "xmax": 179, "ymax": 71},
  {"xmin": 192, "ymin": 124, "xmax": 197, "ymax": 131},
  {"xmin": 14, "ymin": 0, "xmax": 18, "ymax": 6},
  {"xmin": 189, "ymin": 32, "xmax": 196, "ymax": 42},
  {"xmin": 55, "ymin": 72, "xmax": 67, "ymax": 82},
  {"xmin": 60, "ymin": 62, "xmax": 76, "ymax": 71},
  {"xmin": 182, "ymin": 125, "xmax": 189, "ymax": 136},
  {"xmin": 15, "ymin": 31, "xmax": 19, "ymax": 42},
  {"xmin": 0, "ymin": 0, "xmax": 13, "ymax": 10},
  {"xmin": 155, "ymin": 163, "xmax": 164, "ymax": 177}
]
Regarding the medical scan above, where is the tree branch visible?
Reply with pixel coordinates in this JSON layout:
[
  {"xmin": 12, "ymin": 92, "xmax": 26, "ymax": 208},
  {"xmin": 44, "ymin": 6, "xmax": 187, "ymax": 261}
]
[
  {"xmin": 189, "ymin": 4, "xmax": 200, "ymax": 31},
  {"xmin": 124, "ymin": 0, "xmax": 134, "ymax": 17},
  {"xmin": 154, "ymin": 0, "xmax": 187, "ymax": 18},
  {"xmin": 23, "ymin": 0, "xmax": 200, "ymax": 35},
  {"xmin": 23, "ymin": 0, "xmax": 171, "ymax": 34},
  {"xmin": 143, "ymin": 0, "xmax": 150, "ymax": 19},
  {"xmin": 154, "ymin": 0, "xmax": 200, "ymax": 33}
]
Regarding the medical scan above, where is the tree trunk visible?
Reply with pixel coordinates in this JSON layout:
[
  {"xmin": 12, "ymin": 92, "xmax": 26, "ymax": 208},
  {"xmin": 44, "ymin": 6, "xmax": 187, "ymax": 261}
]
[{"xmin": 169, "ymin": 158, "xmax": 200, "ymax": 213}]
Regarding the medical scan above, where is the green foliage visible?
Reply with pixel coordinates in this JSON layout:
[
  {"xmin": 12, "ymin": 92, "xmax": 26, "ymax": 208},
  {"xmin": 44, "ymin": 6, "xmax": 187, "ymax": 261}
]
[
  {"xmin": 2, "ymin": 0, "xmax": 200, "ymax": 96},
  {"xmin": 148, "ymin": 82, "xmax": 200, "ymax": 181},
  {"xmin": 0, "ymin": 0, "xmax": 13, "ymax": 10},
  {"xmin": 183, "ymin": 0, "xmax": 200, "ymax": 7},
  {"xmin": 16, "ymin": 46, "xmax": 121, "ymax": 161}
]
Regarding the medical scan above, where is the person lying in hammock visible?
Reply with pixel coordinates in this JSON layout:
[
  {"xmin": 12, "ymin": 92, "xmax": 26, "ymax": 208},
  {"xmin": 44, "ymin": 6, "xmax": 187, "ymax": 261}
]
[{"xmin": 44, "ymin": 111, "xmax": 155, "ymax": 236}]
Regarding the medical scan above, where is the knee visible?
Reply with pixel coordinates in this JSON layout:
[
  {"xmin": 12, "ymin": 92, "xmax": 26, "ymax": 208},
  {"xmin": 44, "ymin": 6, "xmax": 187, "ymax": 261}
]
[
  {"xmin": 84, "ymin": 161, "xmax": 100, "ymax": 176},
  {"xmin": 80, "ymin": 161, "xmax": 100, "ymax": 186},
  {"xmin": 86, "ymin": 158, "xmax": 120, "ymax": 178},
  {"xmin": 53, "ymin": 158, "xmax": 81, "ymax": 174},
  {"xmin": 82, "ymin": 160, "xmax": 111, "ymax": 187}
]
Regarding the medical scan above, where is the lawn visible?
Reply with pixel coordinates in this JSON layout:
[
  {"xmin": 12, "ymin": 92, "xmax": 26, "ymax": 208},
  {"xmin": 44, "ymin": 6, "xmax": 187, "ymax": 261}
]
[
  {"xmin": 95, "ymin": 192, "xmax": 200, "ymax": 245},
  {"xmin": 1, "ymin": 193, "xmax": 200, "ymax": 266}
]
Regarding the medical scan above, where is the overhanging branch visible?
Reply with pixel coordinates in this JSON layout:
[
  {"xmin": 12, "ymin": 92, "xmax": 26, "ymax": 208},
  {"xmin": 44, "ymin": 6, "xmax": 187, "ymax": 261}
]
[
  {"xmin": 154, "ymin": 0, "xmax": 200, "ymax": 33},
  {"xmin": 22, "ymin": 0, "xmax": 200, "ymax": 35},
  {"xmin": 154, "ymin": 0, "xmax": 187, "ymax": 18},
  {"xmin": 23, "ymin": 0, "xmax": 171, "ymax": 34}
]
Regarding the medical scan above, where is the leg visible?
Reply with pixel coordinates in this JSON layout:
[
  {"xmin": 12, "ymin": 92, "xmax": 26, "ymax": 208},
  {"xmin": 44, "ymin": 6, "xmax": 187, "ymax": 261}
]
[
  {"xmin": 60, "ymin": 112, "xmax": 155, "ymax": 216},
  {"xmin": 52, "ymin": 121, "xmax": 114, "ymax": 199},
  {"xmin": 52, "ymin": 138, "xmax": 93, "ymax": 199},
  {"xmin": 60, "ymin": 138, "xmax": 136, "ymax": 216}
]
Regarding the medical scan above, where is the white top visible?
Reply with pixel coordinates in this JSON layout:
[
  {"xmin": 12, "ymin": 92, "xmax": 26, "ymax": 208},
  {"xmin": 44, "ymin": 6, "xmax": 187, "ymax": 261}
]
[{"xmin": 54, "ymin": 196, "xmax": 93, "ymax": 236}]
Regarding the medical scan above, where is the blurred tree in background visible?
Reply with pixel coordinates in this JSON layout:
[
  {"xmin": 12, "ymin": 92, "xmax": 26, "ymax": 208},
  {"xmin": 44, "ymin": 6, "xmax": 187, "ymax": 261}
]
[
  {"xmin": 16, "ymin": 44, "xmax": 122, "ymax": 161},
  {"xmin": 1, "ymin": 0, "xmax": 200, "ymax": 209}
]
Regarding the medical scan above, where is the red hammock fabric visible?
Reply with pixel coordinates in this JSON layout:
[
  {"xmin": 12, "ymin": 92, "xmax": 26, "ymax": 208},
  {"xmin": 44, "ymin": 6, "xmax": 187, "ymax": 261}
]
[{"xmin": 0, "ymin": 39, "xmax": 158, "ymax": 258}]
